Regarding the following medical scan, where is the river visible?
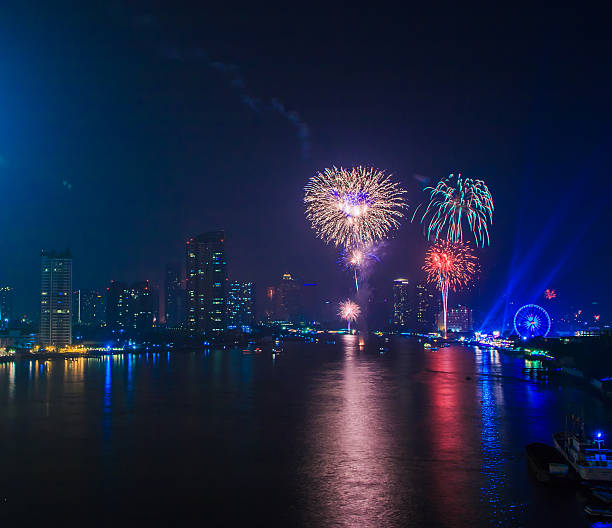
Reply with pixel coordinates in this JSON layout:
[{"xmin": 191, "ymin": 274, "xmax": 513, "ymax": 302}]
[{"xmin": 0, "ymin": 336, "xmax": 610, "ymax": 527}]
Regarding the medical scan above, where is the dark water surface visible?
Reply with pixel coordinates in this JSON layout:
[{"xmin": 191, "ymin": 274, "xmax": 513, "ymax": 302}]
[{"xmin": 1, "ymin": 337, "xmax": 611, "ymax": 527}]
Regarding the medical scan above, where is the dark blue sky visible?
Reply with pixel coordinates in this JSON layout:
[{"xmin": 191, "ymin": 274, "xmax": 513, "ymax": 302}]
[{"xmin": 1, "ymin": 4, "xmax": 611, "ymax": 322}]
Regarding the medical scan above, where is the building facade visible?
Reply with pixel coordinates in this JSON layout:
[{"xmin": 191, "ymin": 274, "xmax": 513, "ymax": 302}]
[
  {"xmin": 227, "ymin": 281, "xmax": 255, "ymax": 330},
  {"xmin": 186, "ymin": 231, "xmax": 227, "ymax": 333},
  {"xmin": 445, "ymin": 305, "xmax": 473, "ymax": 333},
  {"xmin": 39, "ymin": 250, "xmax": 73, "ymax": 348}
]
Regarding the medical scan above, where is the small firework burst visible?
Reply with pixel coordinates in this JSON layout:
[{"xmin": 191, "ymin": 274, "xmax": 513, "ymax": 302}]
[{"xmin": 339, "ymin": 300, "xmax": 361, "ymax": 322}]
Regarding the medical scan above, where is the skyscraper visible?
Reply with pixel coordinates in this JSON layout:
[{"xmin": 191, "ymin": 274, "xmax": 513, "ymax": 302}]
[
  {"xmin": 0, "ymin": 286, "xmax": 14, "ymax": 329},
  {"xmin": 393, "ymin": 278, "xmax": 412, "ymax": 328},
  {"xmin": 165, "ymin": 263, "xmax": 185, "ymax": 328},
  {"xmin": 73, "ymin": 289, "xmax": 104, "ymax": 326},
  {"xmin": 416, "ymin": 282, "xmax": 437, "ymax": 332},
  {"xmin": 275, "ymin": 273, "xmax": 301, "ymax": 323},
  {"xmin": 106, "ymin": 280, "xmax": 130, "ymax": 330},
  {"xmin": 227, "ymin": 281, "xmax": 255, "ymax": 330},
  {"xmin": 39, "ymin": 250, "xmax": 72, "ymax": 348},
  {"xmin": 186, "ymin": 231, "xmax": 227, "ymax": 333}
]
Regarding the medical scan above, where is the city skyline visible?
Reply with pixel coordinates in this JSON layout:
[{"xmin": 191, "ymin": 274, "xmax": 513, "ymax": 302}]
[
  {"xmin": 3, "ymin": 5, "xmax": 612, "ymax": 527},
  {"xmin": 1, "ymin": 5, "xmax": 611, "ymax": 324},
  {"xmin": 0, "ymin": 241, "xmax": 607, "ymax": 334}
]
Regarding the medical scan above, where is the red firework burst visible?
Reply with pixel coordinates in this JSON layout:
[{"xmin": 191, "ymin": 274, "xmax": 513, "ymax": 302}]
[
  {"xmin": 544, "ymin": 289, "xmax": 556, "ymax": 300},
  {"xmin": 423, "ymin": 240, "xmax": 478, "ymax": 291}
]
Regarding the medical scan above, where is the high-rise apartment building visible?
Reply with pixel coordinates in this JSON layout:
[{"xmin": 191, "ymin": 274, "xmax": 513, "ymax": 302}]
[
  {"xmin": 165, "ymin": 263, "xmax": 185, "ymax": 328},
  {"xmin": 393, "ymin": 278, "xmax": 412, "ymax": 328},
  {"xmin": 227, "ymin": 281, "xmax": 255, "ymax": 330},
  {"xmin": 73, "ymin": 289, "xmax": 104, "ymax": 326},
  {"xmin": 39, "ymin": 250, "xmax": 72, "ymax": 348},
  {"xmin": 186, "ymin": 231, "xmax": 227, "ymax": 333}
]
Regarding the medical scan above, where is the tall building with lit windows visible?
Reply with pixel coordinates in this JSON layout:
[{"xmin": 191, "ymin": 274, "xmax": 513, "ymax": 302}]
[
  {"xmin": 276, "ymin": 273, "xmax": 301, "ymax": 322},
  {"xmin": 130, "ymin": 281, "xmax": 156, "ymax": 331},
  {"xmin": 227, "ymin": 281, "xmax": 255, "ymax": 330},
  {"xmin": 105, "ymin": 280, "xmax": 157, "ymax": 331},
  {"xmin": 393, "ymin": 278, "xmax": 412, "ymax": 328},
  {"xmin": 39, "ymin": 250, "xmax": 73, "ymax": 348},
  {"xmin": 186, "ymin": 231, "xmax": 227, "ymax": 333},
  {"xmin": 445, "ymin": 305, "xmax": 473, "ymax": 333},
  {"xmin": 106, "ymin": 280, "xmax": 130, "ymax": 330},
  {"xmin": 416, "ymin": 282, "xmax": 437, "ymax": 332}
]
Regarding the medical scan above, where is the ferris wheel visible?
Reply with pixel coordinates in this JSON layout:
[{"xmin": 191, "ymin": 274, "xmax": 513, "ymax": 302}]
[{"xmin": 513, "ymin": 304, "xmax": 551, "ymax": 339}]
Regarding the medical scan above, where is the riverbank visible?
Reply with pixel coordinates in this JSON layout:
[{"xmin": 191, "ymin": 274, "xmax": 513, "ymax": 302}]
[{"xmin": 482, "ymin": 339, "xmax": 612, "ymax": 403}]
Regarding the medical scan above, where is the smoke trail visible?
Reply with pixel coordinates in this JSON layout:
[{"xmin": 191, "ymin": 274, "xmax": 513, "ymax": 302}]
[{"xmin": 161, "ymin": 46, "xmax": 310, "ymax": 158}]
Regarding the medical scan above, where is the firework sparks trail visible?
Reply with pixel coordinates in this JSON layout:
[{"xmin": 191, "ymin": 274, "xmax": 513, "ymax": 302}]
[
  {"xmin": 304, "ymin": 166, "xmax": 407, "ymax": 249},
  {"xmin": 414, "ymin": 173, "xmax": 494, "ymax": 247},
  {"xmin": 341, "ymin": 244, "xmax": 380, "ymax": 292},
  {"xmin": 339, "ymin": 300, "xmax": 361, "ymax": 333},
  {"xmin": 423, "ymin": 241, "xmax": 477, "ymax": 337}
]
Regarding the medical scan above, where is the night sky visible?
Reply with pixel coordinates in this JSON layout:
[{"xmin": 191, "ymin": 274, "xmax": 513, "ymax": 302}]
[{"xmin": 1, "ymin": 4, "xmax": 611, "ymax": 323}]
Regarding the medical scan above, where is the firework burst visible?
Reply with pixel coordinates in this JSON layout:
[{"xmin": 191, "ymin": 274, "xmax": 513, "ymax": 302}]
[
  {"xmin": 344, "ymin": 248, "xmax": 366, "ymax": 269},
  {"xmin": 304, "ymin": 166, "xmax": 407, "ymax": 249},
  {"xmin": 415, "ymin": 173, "xmax": 493, "ymax": 247},
  {"xmin": 339, "ymin": 300, "xmax": 361, "ymax": 332},
  {"xmin": 341, "ymin": 244, "xmax": 380, "ymax": 292},
  {"xmin": 423, "ymin": 241, "xmax": 477, "ymax": 337}
]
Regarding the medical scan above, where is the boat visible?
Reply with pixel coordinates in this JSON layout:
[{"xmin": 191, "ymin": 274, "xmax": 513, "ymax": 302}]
[
  {"xmin": 584, "ymin": 504, "xmax": 612, "ymax": 517},
  {"xmin": 553, "ymin": 416, "xmax": 612, "ymax": 482},
  {"xmin": 525, "ymin": 442, "xmax": 573, "ymax": 484}
]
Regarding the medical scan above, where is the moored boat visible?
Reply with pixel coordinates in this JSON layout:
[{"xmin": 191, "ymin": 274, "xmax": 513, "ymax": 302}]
[
  {"xmin": 553, "ymin": 416, "xmax": 612, "ymax": 482},
  {"xmin": 585, "ymin": 504, "xmax": 612, "ymax": 517}
]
